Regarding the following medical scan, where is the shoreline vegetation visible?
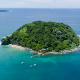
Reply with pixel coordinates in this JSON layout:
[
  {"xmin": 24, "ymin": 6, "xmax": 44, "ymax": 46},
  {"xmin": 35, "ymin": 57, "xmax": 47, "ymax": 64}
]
[
  {"xmin": 1, "ymin": 21, "xmax": 80, "ymax": 56},
  {"xmin": 9, "ymin": 42, "xmax": 80, "ymax": 56}
]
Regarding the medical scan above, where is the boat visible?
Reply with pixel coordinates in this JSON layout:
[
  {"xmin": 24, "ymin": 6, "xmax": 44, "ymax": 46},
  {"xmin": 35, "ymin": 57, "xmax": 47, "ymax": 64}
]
[
  {"xmin": 33, "ymin": 64, "xmax": 36, "ymax": 66},
  {"xmin": 21, "ymin": 62, "xmax": 24, "ymax": 64},
  {"xmin": 30, "ymin": 56, "xmax": 33, "ymax": 58},
  {"xmin": 30, "ymin": 65, "xmax": 32, "ymax": 67}
]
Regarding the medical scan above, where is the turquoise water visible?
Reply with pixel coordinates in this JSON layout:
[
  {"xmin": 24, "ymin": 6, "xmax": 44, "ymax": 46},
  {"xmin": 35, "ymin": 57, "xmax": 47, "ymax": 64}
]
[{"xmin": 0, "ymin": 8, "xmax": 80, "ymax": 80}]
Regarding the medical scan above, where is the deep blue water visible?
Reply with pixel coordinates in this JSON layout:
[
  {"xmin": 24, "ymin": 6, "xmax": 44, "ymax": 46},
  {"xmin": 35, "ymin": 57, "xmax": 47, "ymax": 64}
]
[{"xmin": 0, "ymin": 8, "xmax": 80, "ymax": 80}]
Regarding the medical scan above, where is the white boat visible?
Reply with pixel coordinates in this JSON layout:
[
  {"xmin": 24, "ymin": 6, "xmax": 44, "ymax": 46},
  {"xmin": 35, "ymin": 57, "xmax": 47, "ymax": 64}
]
[
  {"xmin": 30, "ymin": 65, "xmax": 32, "ymax": 67},
  {"xmin": 21, "ymin": 62, "xmax": 24, "ymax": 64},
  {"xmin": 33, "ymin": 64, "xmax": 36, "ymax": 66}
]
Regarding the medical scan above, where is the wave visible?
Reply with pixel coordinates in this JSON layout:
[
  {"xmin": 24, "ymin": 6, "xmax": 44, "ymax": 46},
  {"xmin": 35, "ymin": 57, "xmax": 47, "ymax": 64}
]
[
  {"xmin": 0, "ymin": 41, "xmax": 2, "ymax": 45},
  {"xmin": 77, "ymin": 35, "xmax": 80, "ymax": 37}
]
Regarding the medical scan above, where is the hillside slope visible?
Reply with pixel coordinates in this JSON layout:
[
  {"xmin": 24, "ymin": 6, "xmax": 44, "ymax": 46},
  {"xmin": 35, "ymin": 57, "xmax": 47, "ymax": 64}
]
[{"xmin": 1, "ymin": 21, "xmax": 79, "ymax": 52}]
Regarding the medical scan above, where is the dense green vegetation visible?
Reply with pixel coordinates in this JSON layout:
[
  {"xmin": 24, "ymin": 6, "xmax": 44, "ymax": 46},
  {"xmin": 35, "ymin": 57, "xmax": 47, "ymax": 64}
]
[
  {"xmin": 1, "ymin": 21, "xmax": 79, "ymax": 52},
  {"xmin": 0, "ymin": 10, "xmax": 9, "ymax": 12}
]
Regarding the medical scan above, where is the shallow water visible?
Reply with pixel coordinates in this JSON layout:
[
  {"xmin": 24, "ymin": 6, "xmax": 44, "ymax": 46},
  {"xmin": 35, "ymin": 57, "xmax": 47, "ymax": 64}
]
[{"xmin": 0, "ymin": 45, "xmax": 80, "ymax": 80}]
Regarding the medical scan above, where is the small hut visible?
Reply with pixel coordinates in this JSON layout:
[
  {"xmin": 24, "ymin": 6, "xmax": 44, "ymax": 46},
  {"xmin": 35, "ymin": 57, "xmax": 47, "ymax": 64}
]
[{"xmin": 40, "ymin": 48, "xmax": 47, "ymax": 52}]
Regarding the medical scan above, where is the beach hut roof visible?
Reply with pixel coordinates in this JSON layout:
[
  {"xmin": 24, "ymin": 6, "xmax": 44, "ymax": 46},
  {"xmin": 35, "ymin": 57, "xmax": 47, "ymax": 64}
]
[{"xmin": 40, "ymin": 48, "xmax": 47, "ymax": 51}]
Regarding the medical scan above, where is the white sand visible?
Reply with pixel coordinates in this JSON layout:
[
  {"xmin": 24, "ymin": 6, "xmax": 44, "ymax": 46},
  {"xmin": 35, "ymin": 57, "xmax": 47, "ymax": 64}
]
[{"xmin": 9, "ymin": 44, "xmax": 24, "ymax": 49}]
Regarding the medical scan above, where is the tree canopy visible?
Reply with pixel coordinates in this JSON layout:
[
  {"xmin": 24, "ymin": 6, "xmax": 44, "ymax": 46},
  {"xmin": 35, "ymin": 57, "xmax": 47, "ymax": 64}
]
[{"xmin": 1, "ymin": 21, "xmax": 79, "ymax": 52}]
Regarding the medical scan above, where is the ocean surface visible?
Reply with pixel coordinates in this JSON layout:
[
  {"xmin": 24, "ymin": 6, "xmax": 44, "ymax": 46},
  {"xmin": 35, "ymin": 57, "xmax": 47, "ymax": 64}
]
[{"xmin": 0, "ymin": 8, "xmax": 80, "ymax": 80}]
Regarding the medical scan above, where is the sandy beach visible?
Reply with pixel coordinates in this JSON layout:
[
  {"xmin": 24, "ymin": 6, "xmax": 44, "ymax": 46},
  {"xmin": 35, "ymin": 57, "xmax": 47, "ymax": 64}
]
[
  {"xmin": 9, "ymin": 44, "xmax": 24, "ymax": 49},
  {"xmin": 9, "ymin": 44, "xmax": 39, "ymax": 54}
]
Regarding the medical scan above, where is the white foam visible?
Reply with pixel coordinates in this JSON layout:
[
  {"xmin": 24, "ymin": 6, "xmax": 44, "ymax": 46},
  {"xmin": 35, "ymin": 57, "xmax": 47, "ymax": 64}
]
[
  {"xmin": 77, "ymin": 35, "xmax": 80, "ymax": 37},
  {"xmin": 0, "ymin": 41, "xmax": 2, "ymax": 45}
]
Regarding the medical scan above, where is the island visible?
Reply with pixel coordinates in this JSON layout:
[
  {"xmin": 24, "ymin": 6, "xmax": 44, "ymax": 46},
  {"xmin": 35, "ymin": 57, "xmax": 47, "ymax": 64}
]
[
  {"xmin": 1, "ymin": 21, "xmax": 80, "ymax": 55},
  {"xmin": 0, "ymin": 10, "xmax": 9, "ymax": 12}
]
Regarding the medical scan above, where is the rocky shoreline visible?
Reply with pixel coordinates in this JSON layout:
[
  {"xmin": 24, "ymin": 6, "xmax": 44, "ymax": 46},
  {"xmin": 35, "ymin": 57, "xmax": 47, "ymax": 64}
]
[
  {"xmin": 44, "ymin": 45, "xmax": 80, "ymax": 55},
  {"xmin": 9, "ymin": 44, "xmax": 80, "ymax": 56}
]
